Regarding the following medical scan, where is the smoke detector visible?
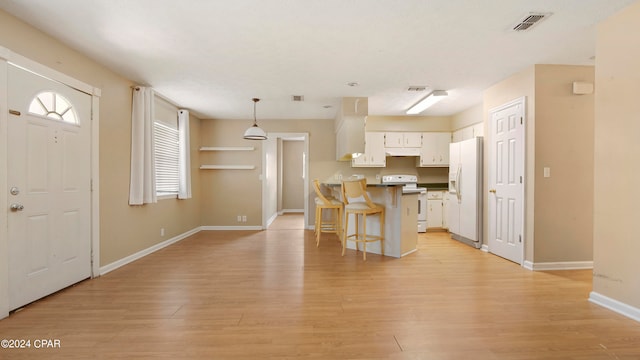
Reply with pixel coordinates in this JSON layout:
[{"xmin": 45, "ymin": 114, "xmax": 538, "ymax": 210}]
[{"xmin": 512, "ymin": 12, "xmax": 552, "ymax": 31}]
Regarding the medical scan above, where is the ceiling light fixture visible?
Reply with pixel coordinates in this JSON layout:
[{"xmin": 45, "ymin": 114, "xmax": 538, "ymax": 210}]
[
  {"xmin": 406, "ymin": 90, "xmax": 448, "ymax": 115},
  {"xmin": 243, "ymin": 98, "xmax": 267, "ymax": 140}
]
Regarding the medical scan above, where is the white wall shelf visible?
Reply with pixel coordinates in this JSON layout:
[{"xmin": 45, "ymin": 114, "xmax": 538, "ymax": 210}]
[
  {"xmin": 200, "ymin": 165, "xmax": 255, "ymax": 170},
  {"xmin": 199, "ymin": 146, "xmax": 254, "ymax": 151}
]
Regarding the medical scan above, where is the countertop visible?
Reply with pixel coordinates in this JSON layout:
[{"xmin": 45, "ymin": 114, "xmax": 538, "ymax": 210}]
[
  {"xmin": 323, "ymin": 182, "xmax": 402, "ymax": 187},
  {"xmin": 323, "ymin": 181, "xmax": 449, "ymax": 190}
]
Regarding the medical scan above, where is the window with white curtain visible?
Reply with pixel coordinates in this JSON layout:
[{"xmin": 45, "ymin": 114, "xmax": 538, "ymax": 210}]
[{"xmin": 154, "ymin": 97, "xmax": 179, "ymax": 196}]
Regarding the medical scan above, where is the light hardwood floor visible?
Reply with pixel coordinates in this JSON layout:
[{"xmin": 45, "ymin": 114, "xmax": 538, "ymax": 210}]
[{"xmin": 1, "ymin": 215, "xmax": 639, "ymax": 359}]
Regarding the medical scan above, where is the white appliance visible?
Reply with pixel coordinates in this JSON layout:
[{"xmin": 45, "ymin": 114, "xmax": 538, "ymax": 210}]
[
  {"xmin": 417, "ymin": 191, "xmax": 427, "ymax": 232},
  {"xmin": 381, "ymin": 175, "xmax": 427, "ymax": 232},
  {"xmin": 448, "ymin": 137, "xmax": 483, "ymax": 248}
]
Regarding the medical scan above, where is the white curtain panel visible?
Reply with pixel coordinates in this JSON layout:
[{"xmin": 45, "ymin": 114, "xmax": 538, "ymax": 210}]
[
  {"xmin": 129, "ymin": 86, "xmax": 157, "ymax": 205},
  {"xmin": 178, "ymin": 109, "xmax": 192, "ymax": 199}
]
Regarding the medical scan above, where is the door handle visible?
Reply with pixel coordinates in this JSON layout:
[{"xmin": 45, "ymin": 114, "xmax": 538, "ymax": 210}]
[
  {"xmin": 489, "ymin": 189, "xmax": 496, "ymax": 193},
  {"xmin": 10, "ymin": 203, "xmax": 24, "ymax": 211}
]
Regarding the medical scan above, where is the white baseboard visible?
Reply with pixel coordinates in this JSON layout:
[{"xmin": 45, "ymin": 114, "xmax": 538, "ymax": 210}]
[
  {"xmin": 266, "ymin": 213, "xmax": 278, "ymax": 228},
  {"xmin": 480, "ymin": 244, "xmax": 489, "ymax": 253},
  {"xmin": 523, "ymin": 260, "xmax": 593, "ymax": 271},
  {"xmin": 201, "ymin": 225, "xmax": 263, "ymax": 231},
  {"xmin": 281, "ymin": 209, "xmax": 304, "ymax": 213},
  {"xmin": 589, "ymin": 291, "xmax": 640, "ymax": 323},
  {"xmin": 100, "ymin": 226, "xmax": 201, "ymax": 276}
]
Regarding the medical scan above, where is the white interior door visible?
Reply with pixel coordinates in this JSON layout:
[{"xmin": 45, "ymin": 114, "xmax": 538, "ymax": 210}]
[
  {"xmin": 7, "ymin": 64, "xmax": 92, "ymax": 310},
  {"xmin": 488, "ymin": 97, "xmax": 525, "ymax": 264}
]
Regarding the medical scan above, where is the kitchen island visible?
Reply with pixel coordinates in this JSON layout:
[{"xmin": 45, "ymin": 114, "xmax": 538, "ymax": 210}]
[{"xmin": 324, "ymin": 182, "xmax": 418, "ymax": 258}]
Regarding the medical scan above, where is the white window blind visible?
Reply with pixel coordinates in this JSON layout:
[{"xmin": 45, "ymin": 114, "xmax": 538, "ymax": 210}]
[{"xmin": 154, "ymin": 121, "xmax": 179, "ymax": 195}]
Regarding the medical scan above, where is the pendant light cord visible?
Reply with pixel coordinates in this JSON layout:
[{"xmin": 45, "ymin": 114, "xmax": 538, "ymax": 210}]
[{"xmin": 252, "ymin": 98, "xmax": 260, "ymax": 126}]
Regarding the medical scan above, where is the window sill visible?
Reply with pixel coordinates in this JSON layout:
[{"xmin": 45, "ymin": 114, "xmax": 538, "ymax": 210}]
[{"xmin": 157, "ymin": 193, "xmax": 178, "ymax": 200}]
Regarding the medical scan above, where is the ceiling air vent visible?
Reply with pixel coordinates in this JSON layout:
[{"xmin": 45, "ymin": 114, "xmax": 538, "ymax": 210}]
[
  {"xmin": 407, "ymin": 86, "xmax": 427, "ymax": 92},
  {"xmin": 512, "ymin": 12, "xmax": 551, "ymax": 32},
  {"xmin": 291, "ymin": 95, "xmax": 304, "ymax": 102}
]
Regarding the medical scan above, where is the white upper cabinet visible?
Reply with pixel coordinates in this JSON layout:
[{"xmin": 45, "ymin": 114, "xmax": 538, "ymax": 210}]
[
  {"xmin": 384, "ymin": 132, "xmax": 422, "ymax": 148},
  {"xmin": 452, "ymin": 122, "xmax": 483, "ymax": 143},
  {"xmin": 403, "ymin": 132, "xmax": 423, "ymax": 147},
  {"xmin": 352, "ymin": 132, "xmax": 386, "ymax": 167},
  {"xmin": 418, "ymin": 132, "xmax": 451, "ymax": 167}
]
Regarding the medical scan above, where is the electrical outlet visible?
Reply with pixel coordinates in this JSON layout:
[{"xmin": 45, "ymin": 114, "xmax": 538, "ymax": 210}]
[
  {"xmin": 237, "ymin": 215, "xmax": 242, "ymax": 222},
  {"xmin": 375, "ymin": 174, "xmax": 381, "ymax": 180},
  {"xmin": 242, "ymin": 215, "xmax": 247, "ymax": 222},
  {"xmin": 160, "ymin": 228, "xmax": 165, "ymax": 237}
]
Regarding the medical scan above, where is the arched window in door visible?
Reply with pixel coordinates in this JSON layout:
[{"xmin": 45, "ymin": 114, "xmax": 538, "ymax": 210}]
[{"xmin": 28, "ymin": 91, "xmax": 78, "ymax": 125}]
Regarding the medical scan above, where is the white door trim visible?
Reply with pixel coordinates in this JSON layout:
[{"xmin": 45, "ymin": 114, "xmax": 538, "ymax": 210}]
[
  {"xmin": 487, "ymin": 96, "xmax": 526, "ymax": 266},
  {"xmin": 0, "ymin": 46, "xmax": 101, "ymax": 319},
  {"xmin": 262, "ymin": 132, "xmax": 309, "ymax": 229}
]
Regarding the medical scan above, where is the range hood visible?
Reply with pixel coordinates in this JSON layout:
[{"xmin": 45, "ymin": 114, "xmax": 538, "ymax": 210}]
[
  {"xmin": 335, "ymin": 97, "xmax": 367, "ymax": 161},
  {"xmin": 385, "ymin": 147, "xmax": 420, "ymax": 157}
]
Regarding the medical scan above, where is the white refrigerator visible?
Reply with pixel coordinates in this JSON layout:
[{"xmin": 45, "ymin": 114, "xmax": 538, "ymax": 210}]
[{"xmin": 448, "ymin": 137, "xmax": 483, "ymax": 248}]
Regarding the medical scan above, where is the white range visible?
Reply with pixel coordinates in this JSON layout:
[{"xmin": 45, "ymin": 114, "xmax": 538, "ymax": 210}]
[{"xmin": 381, "ymin": 175, "xmax": 427, "ymax": 232}]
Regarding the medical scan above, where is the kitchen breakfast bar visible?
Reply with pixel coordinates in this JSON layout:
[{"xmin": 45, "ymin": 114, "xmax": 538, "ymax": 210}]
[{"xmin": 324, "ymin": 181, "xmax": 418, "ymax": 258}]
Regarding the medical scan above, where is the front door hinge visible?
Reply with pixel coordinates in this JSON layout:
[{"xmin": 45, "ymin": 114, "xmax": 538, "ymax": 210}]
[
  {"xmin": 520, "ymin": 117, "xmax": 523, "ymax": 125},
  {"xmin": 519, "ymin": 235, "xmax": 522, "ymax": 243}
]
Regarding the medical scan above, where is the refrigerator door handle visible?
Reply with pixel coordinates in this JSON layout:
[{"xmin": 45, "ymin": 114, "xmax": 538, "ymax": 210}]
[{"xmin": 456, "ymin": 164, "xmax": 462, "ymax": 202}]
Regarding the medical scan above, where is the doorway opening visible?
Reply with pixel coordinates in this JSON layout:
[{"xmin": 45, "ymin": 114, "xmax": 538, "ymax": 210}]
[{"xmin": 262, "ymin": 133, "xmax": 309, "ymax": 230}]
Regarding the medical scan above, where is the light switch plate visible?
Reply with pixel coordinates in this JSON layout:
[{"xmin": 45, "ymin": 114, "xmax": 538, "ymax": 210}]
[{"xmin": 543, "ymin": 167, "xmax": 551, "ymax": 178}]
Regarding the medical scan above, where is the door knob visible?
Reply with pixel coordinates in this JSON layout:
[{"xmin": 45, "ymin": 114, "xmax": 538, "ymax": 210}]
[
  {"xmin": 10, "ymin": 203, "xmax": 24, "ymax": 211},
  {"xmin": 489, "ymin": 189, "xmax": 496, "ymax": 193}
]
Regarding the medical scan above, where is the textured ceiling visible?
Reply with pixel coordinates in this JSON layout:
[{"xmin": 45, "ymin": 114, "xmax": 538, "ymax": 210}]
[{"xmin": 0, "ymin": 0, "xmax": 636, "ymax": 120}]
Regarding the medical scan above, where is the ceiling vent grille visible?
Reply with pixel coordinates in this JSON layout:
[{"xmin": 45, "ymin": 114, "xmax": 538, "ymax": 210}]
[
  {"xmin": 512, "ymin": 12, "xmax": 551, "ymax": 32},
  {"xmin": 407, "ymin": 86, "xmax": 427, "ymax": 92},
  {"xmin": 291, "ymin": 95, "xmax": 304, "ymax": 102}
]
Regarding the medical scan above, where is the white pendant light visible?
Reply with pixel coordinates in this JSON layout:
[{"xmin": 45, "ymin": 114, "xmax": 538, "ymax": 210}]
[
  {"xmin": 243, "ymin": 98, "xmax": 267, "ymax": 140},
  {"xmin": 406, "ymin": 90, "xmax": 448, "ymax": 115}
]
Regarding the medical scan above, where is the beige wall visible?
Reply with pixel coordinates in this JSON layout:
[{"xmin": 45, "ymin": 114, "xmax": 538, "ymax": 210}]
[
  {"xmin": 451, "ymin": 103, "xmax": 483, "ymax": 131},
  {"xmin": 367, "ymin": 115, "xmax": 452, "ymax": 132},
  {"xmin": 282, "ymin": 140, "xmax": 305, "ymax": 210},
  {"xmin": 483, "ymin": 66, "xmax": 536, "ymax": 262},
  {"xmin": 199, "ymin": 118, "xmax": 347, "ymax": 227},
  {"xmin": 483, "ymin": 64, "xmax": 595, "ymax": 264},
  {"xmin": 593, "ymin": 1, "xmax": 640, "ymax": 309},
  {"xmin": 0, "ymin": 10, "xmax": 202, "ymax": 267},
  {"xmin": 533, "ymin": 64, "xmax": 594, "ymax": 263}
]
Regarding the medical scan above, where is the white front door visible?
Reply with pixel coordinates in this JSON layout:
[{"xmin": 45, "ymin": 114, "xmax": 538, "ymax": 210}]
[
  {"xmin": 7, "ymin": 64, "xmax": 92, "ymax": 310},
  {"xmin": 488, "ymin": 97, "xmax": 525, "ymax": 264}
]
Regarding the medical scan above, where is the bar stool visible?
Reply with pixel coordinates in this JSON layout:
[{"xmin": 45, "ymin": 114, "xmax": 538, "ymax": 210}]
[
  {"xmin": 341, "ymin": 178, "xmax": 385, "ymax": 261},
  {"xmin": 313, "ymin": 179, "xmax": 343, "ymax": 247}
]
